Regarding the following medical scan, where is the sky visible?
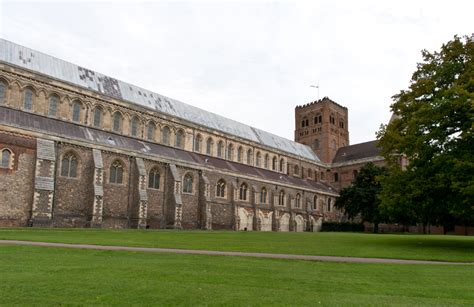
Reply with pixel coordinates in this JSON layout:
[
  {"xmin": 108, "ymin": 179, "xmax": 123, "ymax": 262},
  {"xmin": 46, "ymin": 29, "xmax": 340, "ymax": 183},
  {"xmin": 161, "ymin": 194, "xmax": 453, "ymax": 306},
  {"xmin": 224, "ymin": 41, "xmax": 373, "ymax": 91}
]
[{"xmin": 1, "ymin": 0, "xmax": 473, "ymax": 144}]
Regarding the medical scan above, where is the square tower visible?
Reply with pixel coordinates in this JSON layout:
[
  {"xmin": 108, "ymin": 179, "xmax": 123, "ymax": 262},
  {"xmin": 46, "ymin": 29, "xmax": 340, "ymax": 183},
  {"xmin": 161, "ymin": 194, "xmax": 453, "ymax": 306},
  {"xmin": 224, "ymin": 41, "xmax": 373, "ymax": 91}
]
[{"xmin": 294, "ymin": 97, "xmax": 349, "ymax": 163}]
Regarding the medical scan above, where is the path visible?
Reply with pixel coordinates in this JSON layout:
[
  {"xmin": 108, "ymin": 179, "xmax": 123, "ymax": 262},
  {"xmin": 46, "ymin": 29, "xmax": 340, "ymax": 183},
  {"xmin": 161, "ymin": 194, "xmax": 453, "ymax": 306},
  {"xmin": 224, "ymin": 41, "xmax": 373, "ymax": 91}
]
[{"xmin": 0, "ymin": 240, "xmax": 471, "ymax": 265}]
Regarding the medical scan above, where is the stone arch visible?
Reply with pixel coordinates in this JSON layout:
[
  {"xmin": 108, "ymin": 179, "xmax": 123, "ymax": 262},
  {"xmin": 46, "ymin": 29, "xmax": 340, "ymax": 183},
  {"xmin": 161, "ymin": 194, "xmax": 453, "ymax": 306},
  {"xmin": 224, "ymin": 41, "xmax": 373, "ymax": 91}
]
[
  {"xmin": 295, "ymin": 215, "xmax": 305, "ymax": 232},
  {"xmin": 309, "ymin": 216, "xmax": 322, "ymax": 232},
  {"xmin": 237, "ymin": 207, "xmax": 254, "ymax": 231},
  {"xmin": 258, "ymin": 210, "xmax": 273, "ymax": 232},
  {"xmin": 279, "ymin": 213, "xmax": 290, "ymax": 232}
]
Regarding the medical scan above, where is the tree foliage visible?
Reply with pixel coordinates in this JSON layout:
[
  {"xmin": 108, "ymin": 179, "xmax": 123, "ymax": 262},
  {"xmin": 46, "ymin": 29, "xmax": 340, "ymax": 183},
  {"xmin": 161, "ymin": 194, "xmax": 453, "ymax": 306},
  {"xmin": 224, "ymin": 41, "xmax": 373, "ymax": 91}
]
[
  {"xmin": 335, "ymin": 163, "xmax": 386, "ymax": 232},
  {"xmin": 377, "ymin": 35, "xmax": 474, "ymax": 230}
]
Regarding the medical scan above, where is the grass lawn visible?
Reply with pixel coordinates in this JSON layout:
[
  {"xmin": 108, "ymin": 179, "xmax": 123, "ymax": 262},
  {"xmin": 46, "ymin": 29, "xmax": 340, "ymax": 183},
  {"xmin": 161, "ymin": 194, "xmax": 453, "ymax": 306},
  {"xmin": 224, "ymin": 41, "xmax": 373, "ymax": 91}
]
[
  {"xmin": 0, "ymin": 245, "xmax": 473, "ymax": 305},
  {"xmin": 0, "ymin": 228, "xmax": 473, "ymax": 262}
]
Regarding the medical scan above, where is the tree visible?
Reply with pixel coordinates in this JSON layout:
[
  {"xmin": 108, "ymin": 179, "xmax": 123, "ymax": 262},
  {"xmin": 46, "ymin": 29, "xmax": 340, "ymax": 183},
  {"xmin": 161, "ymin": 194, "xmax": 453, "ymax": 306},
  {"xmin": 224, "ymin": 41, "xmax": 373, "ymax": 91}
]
[
  {"xmin": 377, "ymin": 35, "xmax": 474, "ymax": 232},
  {"xmin": 335, "ymin": 163, "xmax": 386, "ymax": 233}
]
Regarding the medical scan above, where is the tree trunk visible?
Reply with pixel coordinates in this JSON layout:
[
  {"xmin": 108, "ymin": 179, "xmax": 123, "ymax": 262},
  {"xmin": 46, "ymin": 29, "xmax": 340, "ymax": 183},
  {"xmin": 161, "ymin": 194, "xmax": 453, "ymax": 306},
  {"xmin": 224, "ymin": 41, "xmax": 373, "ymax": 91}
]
[{"xmin": 373, "ymin": 223, "xmax": 379, "ymax": 233}]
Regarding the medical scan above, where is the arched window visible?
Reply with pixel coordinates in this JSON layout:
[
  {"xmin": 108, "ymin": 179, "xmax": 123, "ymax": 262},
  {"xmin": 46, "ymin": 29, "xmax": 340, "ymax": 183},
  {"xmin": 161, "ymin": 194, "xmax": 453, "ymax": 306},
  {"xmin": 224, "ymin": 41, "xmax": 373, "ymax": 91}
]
[
  {"xmin": 0, "ymin": 80, "xmax": 6, "ymax": 104},
  {"xmin": 313, "ymin": 195, "xmax": 318, "ymax": 210},
  {"xmin": 237, "ymin": 146, "xmax": 243, "ymax": 162},
  {"xmin": 294, "ymin": 165, "xmax": 299, "ymax": 176},
  {"xmin": 239, "ymin": 183, "xmax": 248, "ymax": 201},
  {"xmin": 295, "ymin": 193, "xmax": 301, "ymax": 208},
  {"xmin": 113, "ymin": 112, "xmax": 122, "ymax": 133},
  {"xmin": 246, "ymin": 149, "xmax": 252, "ymax": 165},
  {"xmin": 48, "ymin": 95, "xmax": 58, "ymax": 117},
  {"xmin": 109, "ymin": 160, "xmax": 124, "ymax": 184},
  {"xmin": 279, "ymin": 158, "xmax": 284, "ymax": 172},
  {"xmin": 93, "ymin": 107, "xmax": 102, "ymax": 128},
  {"xmin": 147, "ymin": 122, "xmax": 156, "ymax": 141},
  {"xmin": 260, "ymin": 187, "xmax": 267, "ymax": 204},
  {"xmin": 216, "ymin": 179, "xmax": 226, "ymax": 198},
  {"xmin": 72, "ymin": 100, "xmax": 81, "ymax": 123},
  {"xmin": 314, "ymin": 114, "xmax": 322, "ymax": 124},
  {"xmin": 256, "ymin": 152, "xmax": 261, "ymax": 167},
  {"xmin": 217, "ymin": 141, "xmax": 224, "ymax": 158},
  {"xmin": 339, "ymin": 120, "xmax": 344, "ymax": 128},
  {"xmin": 308, "ymin": 168, "xmax": 313, "ymax": 178},
  {"xmin": 330, "ymin": 114, "xmax": 335, "ymax": 125},
  {"xmin": 227, "ymin": 143, "xmax": 234, "ymax": 160},
  {"xmin": 23, "ymin": 88, "xmax": 33, "ymax": 110},
  {"xmin": 183, "ymin": 174, "xmax": 193, "ymax": 193},
  {"xmin": 278, "ymin": 190, "xmax": 285, "ymax": 206},
  {"xmin": 162, "ymin": 126, "xmax": 170, "ymax": 145},
  {"xmin": 60, "ymin": 153, "xmax": 78, "ymax": 178},
  {"xmin": 194, "ymin": 134, "xmax": 202, "ymax": 152},
  {"xmin": 331, "ymin": 139, "xmax": 337, "ymax": 150},
  {"xmin": 206, "ymin": 138, "xmax": 213, "ymax": 155},
  {"xmin": 264, "ymin": 154, "xmax": 269, "ymax": 169},
  {"xmin": 131, "ymin": 117, "xmax": 139, "ymax": 137},
  {"xmin": 301, "ymin": 116, "xmax": 308, "ymax": 128},
  {"xmin": 327, "ymin": 198, "xmax": 332, "ymax": 212},
  {"xmin": 148, "ymin": 168, "xmax": 160, "ymax": 189},
  {"xmin": 175, "ymin": 129, "xmax": 185, "ymax": 148},
  {"xmin": 1, "ymin": 149, "xmax": 12, "ymax": 168},
  {"xmin": 272, "ymin": 156, "xmax": 277, "ymax": 171}
]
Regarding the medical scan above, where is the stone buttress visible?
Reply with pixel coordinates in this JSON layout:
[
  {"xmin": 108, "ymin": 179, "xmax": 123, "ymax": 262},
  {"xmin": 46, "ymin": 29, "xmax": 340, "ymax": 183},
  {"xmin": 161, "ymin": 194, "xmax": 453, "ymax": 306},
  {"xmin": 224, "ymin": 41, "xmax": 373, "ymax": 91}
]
[
  {"xmin": 135, "ymin": 157, "xmax": 148, "ymax": 229},
  {"xmin": 30, "ymin": 138, "xmax": 56, "ymax": 226},
  {"xmin": 91, "ymin": 149, "xmax": 104, "ymax": 227}
]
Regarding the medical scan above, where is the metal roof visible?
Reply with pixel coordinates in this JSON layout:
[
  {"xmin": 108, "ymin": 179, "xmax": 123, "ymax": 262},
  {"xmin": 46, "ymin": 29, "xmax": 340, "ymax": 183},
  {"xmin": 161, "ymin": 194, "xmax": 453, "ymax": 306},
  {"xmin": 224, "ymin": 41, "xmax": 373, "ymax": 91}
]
[
  {"xmin": 0, "ymin": 39, "xmax": 320, "ymax": 162},
  {"xmin": 0, "ymin": 106, "xmax": 334, "ymax": 194}
]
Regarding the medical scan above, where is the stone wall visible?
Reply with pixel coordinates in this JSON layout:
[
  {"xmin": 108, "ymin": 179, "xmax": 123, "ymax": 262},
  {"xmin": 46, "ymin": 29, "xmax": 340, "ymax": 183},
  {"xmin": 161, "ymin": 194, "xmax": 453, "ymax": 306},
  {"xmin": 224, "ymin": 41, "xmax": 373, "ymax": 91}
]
[{"xmin": 0, "ymin": 133, "xmax": 36, "ymax": 226}]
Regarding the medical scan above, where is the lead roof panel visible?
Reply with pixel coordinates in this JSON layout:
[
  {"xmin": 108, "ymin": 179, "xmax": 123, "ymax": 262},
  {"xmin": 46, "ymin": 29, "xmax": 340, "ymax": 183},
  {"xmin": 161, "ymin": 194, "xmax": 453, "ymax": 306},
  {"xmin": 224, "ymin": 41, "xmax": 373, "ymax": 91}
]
[{"xmin": 0, "ymin": 39, "xmax": 320, "ymax": 162}]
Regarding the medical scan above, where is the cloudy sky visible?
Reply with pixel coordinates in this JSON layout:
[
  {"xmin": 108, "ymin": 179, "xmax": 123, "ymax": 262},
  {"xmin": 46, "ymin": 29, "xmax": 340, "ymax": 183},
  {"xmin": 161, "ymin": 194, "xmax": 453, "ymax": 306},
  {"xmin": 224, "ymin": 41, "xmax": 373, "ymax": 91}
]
[{"xmin": 1, "ymin": 0, "xmax": 472, "ymax": 144}]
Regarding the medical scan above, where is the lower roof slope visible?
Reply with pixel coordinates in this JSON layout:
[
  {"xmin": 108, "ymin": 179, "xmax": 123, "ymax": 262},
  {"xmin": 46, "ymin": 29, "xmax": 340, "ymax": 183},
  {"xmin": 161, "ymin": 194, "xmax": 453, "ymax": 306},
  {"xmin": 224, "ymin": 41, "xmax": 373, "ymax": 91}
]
[
  {"xmin": 0, "ymin": 106, "xmax": 335, "ymax": 194},
  {"xmin": 332, "ymin": 140, "xmax": 382, "ymax": 164},
  {"xmin": 0, "ymin": 39, "xmax": 320, "ymax": 162}
]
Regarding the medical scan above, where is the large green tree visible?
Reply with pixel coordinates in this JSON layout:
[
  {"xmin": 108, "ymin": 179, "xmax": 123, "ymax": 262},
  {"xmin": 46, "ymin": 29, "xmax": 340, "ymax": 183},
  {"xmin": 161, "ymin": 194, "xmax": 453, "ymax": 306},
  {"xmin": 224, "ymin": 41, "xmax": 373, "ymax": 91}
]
[
  {"xmin": 377, "ymin": 35, "xmax": 474, "ymax": 232},
  {"xmin": 335, "ymin": 163, "xmax": 386, "ymax": 233}
]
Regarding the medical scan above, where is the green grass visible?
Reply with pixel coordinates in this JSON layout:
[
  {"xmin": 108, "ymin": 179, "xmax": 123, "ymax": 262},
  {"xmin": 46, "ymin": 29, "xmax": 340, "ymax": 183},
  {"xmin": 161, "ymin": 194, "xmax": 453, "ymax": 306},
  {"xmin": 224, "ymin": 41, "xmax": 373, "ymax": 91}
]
[
  {"xmin": 0, "ymin": 228, "xmax": 473, "ymax": 262},
  {"xmin": 0, "ymin": 245, "xmax": 473, "ymax": 306}
]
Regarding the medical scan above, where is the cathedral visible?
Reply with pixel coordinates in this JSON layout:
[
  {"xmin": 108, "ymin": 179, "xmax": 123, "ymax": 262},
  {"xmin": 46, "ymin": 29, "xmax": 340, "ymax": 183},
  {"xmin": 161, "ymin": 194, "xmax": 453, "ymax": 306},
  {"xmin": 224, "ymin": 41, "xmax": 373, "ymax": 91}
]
[{"xmin": 0, "ymin": 39, "xmax": 384, "ymax": 231}]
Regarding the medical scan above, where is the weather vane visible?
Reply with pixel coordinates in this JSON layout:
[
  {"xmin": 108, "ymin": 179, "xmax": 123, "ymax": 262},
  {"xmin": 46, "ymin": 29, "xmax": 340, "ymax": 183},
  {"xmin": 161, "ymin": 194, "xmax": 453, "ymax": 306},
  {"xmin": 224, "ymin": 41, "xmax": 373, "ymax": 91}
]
[{"xmin": 310, "ymin": 84, "xmax": 319, "ymax": 100}]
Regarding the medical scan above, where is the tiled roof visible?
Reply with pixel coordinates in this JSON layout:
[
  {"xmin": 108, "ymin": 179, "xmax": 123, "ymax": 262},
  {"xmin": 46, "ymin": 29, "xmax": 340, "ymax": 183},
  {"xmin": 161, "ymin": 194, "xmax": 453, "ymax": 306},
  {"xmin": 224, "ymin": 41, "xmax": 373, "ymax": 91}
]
[
  {"xmin": 332, "ymin": 140, "xmax": 382, "ymax": 163},
  {"xmin": 0, "ymin": 39, "xmax": 320, "ymax": 162},
  {"xmin": 0, "ymin": 106, "xmax": 335, "ymax": 194}
]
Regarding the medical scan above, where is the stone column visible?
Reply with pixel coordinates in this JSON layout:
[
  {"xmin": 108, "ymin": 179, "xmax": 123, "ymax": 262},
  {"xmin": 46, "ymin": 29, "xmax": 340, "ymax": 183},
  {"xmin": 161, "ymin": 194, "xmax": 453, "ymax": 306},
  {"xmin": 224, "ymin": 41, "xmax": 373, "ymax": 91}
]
[{"xmin": 30, "ymin": 139, "xmax": 56, "ymax": 227}]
